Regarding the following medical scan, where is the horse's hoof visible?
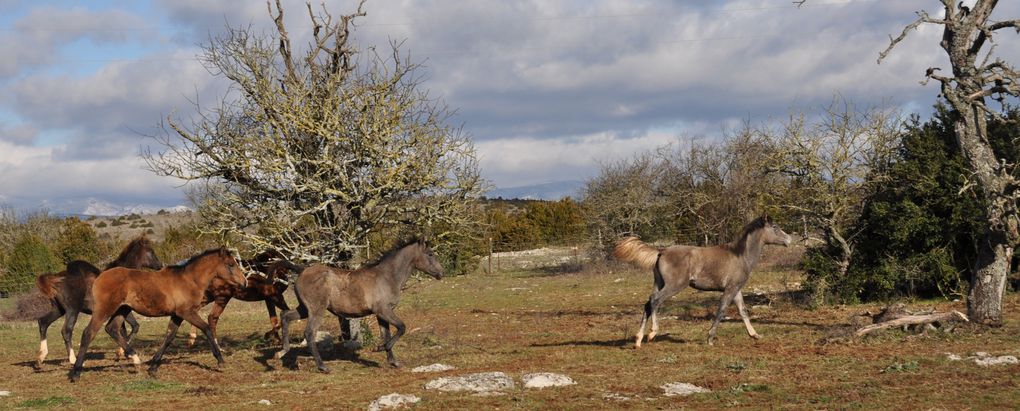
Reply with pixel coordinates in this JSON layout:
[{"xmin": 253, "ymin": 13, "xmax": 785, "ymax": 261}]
[
  {"xmin": 373, "ymin": 345, "xmax": 386, "ymax": 352},
  {"xmin": 33, "ymin": 363, "xmax": 43, "ymax": 372},
  {"xmin": 317, "ymin": 366, "xmax": 331, "ymax": 374},
  {"xmin": 274, "ymin": 351, "xmax": 286, "ymax": 360},
  {"xmin": 389, "ymin": 361, "xmax": 402, "ymax": 368},
  {"xmin": 147, "ymin": 368, "xmax": 159, "ymax": 378},
  {"xmin": 68, "ymin": 370, "xmax": 81, "ymax": 383},
  {"xmin": 750, "ymin": 334, "xmax": 762, "ymax": 340}
]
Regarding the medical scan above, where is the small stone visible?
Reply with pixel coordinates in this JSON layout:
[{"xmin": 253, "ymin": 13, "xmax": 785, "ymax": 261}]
[
  {"xmin": 974, "ymin": 351, "xmax": 990, "ymax": 358},
  {"xmin": 368, "ymin": 393, "xmax": 420, "ymax": 411},
  {"xmin": 661, "ymin": 382, "xmax": 710, "ymax": 397},
  {"xmin": 425, "ymin": 372, "xmax": 515, "ymax": 393},
  {"xmin": 603, "ymin": 392, "xmax": 629, "ymax": 401},
  {"xmin": 258, "ymin": 399, "xmax": 272, "ymax": 406},
  {"xmin": 412, "ymin": 363, "xmax": 455, "ymax": 373},
  {"xmin": 521, "ymin": 373, "xmax": 575, "ymax": 389},
  {"xmin": 946, "ymin": 353, "xmax": 962, "ymax": 361},
  {"xmin": 0, "ymin": 391, "xmax": 10, "ymax": 397}
]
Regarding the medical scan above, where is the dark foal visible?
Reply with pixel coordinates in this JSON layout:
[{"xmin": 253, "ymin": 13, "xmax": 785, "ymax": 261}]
[
  {"xmin": 68, "ymin": 248, "xmax": 246, "ymax": 382},
  {"xmin": 184, "ymin": 250, "xmax": 303, "ymax": 346},
  {"xmin": 614, "ymin": 216, "xmax": 792, "ymax": 347},
  {"xmin": 33, "ymin": 236, "xmax": 162, "ymax": 370},
  {"xmin": 275, "ymin": 239, "xmax": 444, "ymax": 372}
]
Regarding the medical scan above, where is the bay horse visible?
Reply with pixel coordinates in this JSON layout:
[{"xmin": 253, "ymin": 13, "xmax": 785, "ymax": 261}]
[
  {"xmin": 68, "ymin": 247, "xmax": 246, "ymax": 382},
  {"xmin": 275, "ymin": 239, "xmax": 444, "ymax": 372},
  {"xmin": 33, "ymin": 236, "xmax": 162, "ymax": 370},
  {"xmin": 614, "ymin": 216, "xmax": 791, "ymax": 348},
  {"xmin": 183, "ymin": 250, "xmax": 303, "ymax": 346}
]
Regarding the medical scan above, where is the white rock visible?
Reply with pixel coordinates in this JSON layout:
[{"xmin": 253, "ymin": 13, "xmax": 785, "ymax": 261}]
[
  {"xmin": 603, "ymin": 392, "xmax": 629, "ymax": 401},
  {"xmin": 0, "ymin": 391, "xmax": 10, "ymax": 397},
  {"xmin": 258, "ymin": 399, "xmax": 272, "ymax": 406},
  {"xmin": 946, "ymin": 353, "xmax": 962, "ymax": 361},
  {"xmin": 661, "ymin": 382, "xmax": 710, "ymax": 397},
  {"xmin": 368, "ymin": 393, "xmax": 421, "ymax": 411},
  {"xmin": 974, "ymin": 351, "xmax": 990, "ymax": 358},
  {"xmin": 974, "ymin": 355, "xmax": 1019, "ymax": 366},
  {"xmin": 412, "ymin": 363, "xmax": 455, "ymax": 373},
  {"xmin": 425, "ymin": 372, "xmax": 515, "ymax": 392},
  {"xmin": 521, "ymin": 373, "xmax": 576, "ymax": 389}
]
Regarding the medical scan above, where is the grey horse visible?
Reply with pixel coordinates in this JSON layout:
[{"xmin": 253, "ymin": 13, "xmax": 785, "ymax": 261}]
[{"xmin": 614, "ymin": 216, "xmax": 791, "ymax": 347}]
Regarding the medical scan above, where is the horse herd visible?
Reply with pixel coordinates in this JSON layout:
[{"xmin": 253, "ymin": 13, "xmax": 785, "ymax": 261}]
[{"xmin": 29, "ymin": 216, "xmax": 790, "ymax": 383}]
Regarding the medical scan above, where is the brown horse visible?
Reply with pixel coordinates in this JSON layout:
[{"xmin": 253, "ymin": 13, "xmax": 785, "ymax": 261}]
[
  {"xmin": 275, "ymin": 239, "xmax": 444, "ymax": 372},
  {"xmin": 68, "ymin": 247, "xmax": 246, "ymax": 382},
  {"xmin": 33, "ymin": 236, "xmax": 162, "ymax": 370},
  {"xmin": 183, "ymin": 250, "xmax": 303, "ymax": 346},
  {"xmin": 614, "ymin": 216, "xmax": 791, "ymax": 347}
]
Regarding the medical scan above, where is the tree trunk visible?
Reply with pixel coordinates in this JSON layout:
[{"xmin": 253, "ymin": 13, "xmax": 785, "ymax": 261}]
[
  {"xmin": 953, "ymin": 107, "xmax": 1016, "ymax": 325},
  {"xmin": 968, "ymin": 230, "xmax": 1012, "ymax": 325}
]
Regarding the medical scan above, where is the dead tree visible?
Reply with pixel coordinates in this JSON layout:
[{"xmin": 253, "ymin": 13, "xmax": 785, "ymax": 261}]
[{"xmin": 880, "ymin": 0, "xmax": 1020, "ymax": 325}]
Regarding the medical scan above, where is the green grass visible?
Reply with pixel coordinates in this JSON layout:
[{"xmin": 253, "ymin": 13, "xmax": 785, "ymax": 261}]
[
  {"xmin": 16, "ymin": 396, "xmax": 74, "ymax": 408},
  {"xmin": 0, "ymin": 255, "xmax": 1018, "ymax": 409}
]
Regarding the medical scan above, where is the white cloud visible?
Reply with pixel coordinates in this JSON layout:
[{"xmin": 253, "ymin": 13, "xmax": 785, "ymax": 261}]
[
  {"xmin": 0, "ymin": 141, "xmax": 185, "ymax": 210},
  {"xmin": 477, "ymin": 129, "xmax": 681, "ymax": 187}
]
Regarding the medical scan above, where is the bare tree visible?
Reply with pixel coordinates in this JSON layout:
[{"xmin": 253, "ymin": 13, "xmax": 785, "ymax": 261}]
[
  {"xmin": 879, "ymin": 0, "xmax": 1019, "ymax": 325},
  {"xmin": 582, "ymin": 153, "xmax": 664, "ymax": 241},
  {"xmin": 145, "ymin": 1, "xmax": 484, "ymax": 266},
  {"xmin": 770, "ymin": 99, "xmax": 900, "ymax": 303}
]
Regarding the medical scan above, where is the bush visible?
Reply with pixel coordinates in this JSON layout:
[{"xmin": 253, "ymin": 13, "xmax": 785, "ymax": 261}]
[
  {"xmin": 2, "ymin": 235, "xmax": 61, "ymax": 294},
  {"xmin": 95, "ymin": 221, "xmax": 108, "ymax": 228},
  {"xmin": 55, "ymin": 217, "xmax": 101, "ymax": 263}
]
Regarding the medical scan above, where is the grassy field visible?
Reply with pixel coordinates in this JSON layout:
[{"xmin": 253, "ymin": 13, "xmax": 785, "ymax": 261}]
[{"xmin": 1, "ymin": 249, "xmax": 1018, "ymax": 410}]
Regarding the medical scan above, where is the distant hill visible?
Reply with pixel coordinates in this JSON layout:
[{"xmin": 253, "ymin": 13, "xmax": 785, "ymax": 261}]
[{"xmin": 485, "ymin": 180, "xmax": 585, "ymax": 201}]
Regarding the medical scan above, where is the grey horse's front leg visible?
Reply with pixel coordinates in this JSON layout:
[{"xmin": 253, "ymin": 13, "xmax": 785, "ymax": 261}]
[
  {"xmin": 707, "ymin": 287, "xmax": 739, "ymax": 346},
  {"xmin": 733, "ymin": 291, "xmax": 760, "ymax": 340}
]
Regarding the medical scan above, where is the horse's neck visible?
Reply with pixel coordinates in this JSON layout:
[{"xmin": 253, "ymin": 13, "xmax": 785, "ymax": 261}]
[
  {"xmin": 180, "ymin": 257, "xmax": 219, "ymax": 288},
  {"xmin": 375, "ymin": 246, "xmax": 415, "ymax": 288},
  {"xmin": 732, "ymin": 230, "xmax": 764, "ymax": 271}
]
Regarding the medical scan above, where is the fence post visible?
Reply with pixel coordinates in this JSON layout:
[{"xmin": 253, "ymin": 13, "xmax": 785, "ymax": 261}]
[{"xmin": 488, "ymin": 237, "xmax": 493, "ymax": 275}]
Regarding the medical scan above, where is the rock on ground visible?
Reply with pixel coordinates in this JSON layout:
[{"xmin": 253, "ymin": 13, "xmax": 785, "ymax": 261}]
[
  {"xmin": 661, "ymin": 382, "xmax": 710, "ymax": 397},
  {"xmin": 412, "ymin": 363, "xmax": 455, "ymax": 373},
  {"xmin": 973, "ymin": 352, "xmax": 1019, "ymax": 366},
  {"xmin": 368, "ymin": 393, "xmax": 421, "ymax": 411},
  {"xmin": 424, "ymin": 372, "xmax": 515, "ymax": 393},
  {"xmin": 257, "ymin": 399, "xmax": 272, "ymax": 406},
  {"xmin": 521, "ymin": 373, "xmax": 575, "ymax": 389},
  {"xmin": 946, "ymin": 352, "xmax": 1019, "ymax": 366},
  {"xmin": 0, "ymin": 390, "xmax": 10, "ymax": 397}
]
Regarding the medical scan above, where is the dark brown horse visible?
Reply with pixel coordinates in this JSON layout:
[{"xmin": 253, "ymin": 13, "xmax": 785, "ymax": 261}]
[
  {"xmin": 183, "ymin": 250, "xmax": 303, "ymax": 346},
  {"xmin": 614, "ymin": 216, "xmax": 791, "ymax": 347},
  {"xmin": 68, "ymin": 247, "xmax": 246, "ymax": 382},
  {"xmin": 275, "ymin": 239, "xmax": 444, "ymax": 372},
  {"xmin": 33, "ymin": 236, "xmax": 162, "ymax": 370}
]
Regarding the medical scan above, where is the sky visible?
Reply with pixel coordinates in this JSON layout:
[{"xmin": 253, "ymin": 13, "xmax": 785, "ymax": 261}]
[{"xmin": 0, "ymin": 0, "xmax": 1018, "ymax": 214}]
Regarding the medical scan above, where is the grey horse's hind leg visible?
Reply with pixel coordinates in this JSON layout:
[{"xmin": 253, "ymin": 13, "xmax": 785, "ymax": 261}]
[
  {"xmin": 303, "ymin": 313, "xmax": 328, "ymax": 373},
  {"xmin": 274, "ymin": 309, "xmax": 302, "ymax": 360},
  {"xmin": 648, "ymin": 283, "xmax": 684, "ymax": 342},
  {"xmin": 636, "ymin": 283, "xmax": 684, "ymax": 348},
  {"xmin": 733, "ymin": 291, "xmax": 760, "ymax": 339},
  {"xmin": 707, "ymin": 287, "xmax": 740, "ymax": 346}
]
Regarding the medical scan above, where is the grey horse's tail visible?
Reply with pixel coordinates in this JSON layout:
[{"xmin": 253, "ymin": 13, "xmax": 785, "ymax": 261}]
[{"xmin": 612, "ymin": 237, "xmax": 660, "ymax": 270}]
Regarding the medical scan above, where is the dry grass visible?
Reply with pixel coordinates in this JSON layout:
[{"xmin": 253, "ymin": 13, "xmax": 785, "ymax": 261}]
[{"xmin": 0, "ymin": 262, "xmax": 1018, "ymax": 410}]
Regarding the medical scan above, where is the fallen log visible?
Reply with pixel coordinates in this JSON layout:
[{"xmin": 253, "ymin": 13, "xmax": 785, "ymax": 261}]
[{"xmin": 854, "ymin": 310, "xmax": 968, "ymax": 338}]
